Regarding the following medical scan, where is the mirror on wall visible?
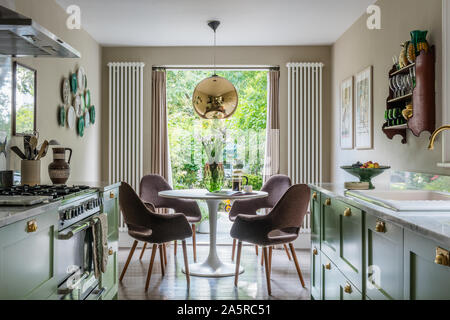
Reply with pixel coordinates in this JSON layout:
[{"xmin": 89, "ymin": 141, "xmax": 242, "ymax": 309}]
[{"xmin": 12, "ymin": 62, "xmax": 36, "ymax": 136}]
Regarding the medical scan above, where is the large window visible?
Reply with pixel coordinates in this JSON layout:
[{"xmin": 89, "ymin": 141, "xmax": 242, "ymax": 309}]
[{"xmin": 167, "ymin": 70, "xmax": 268, "ymax": 190}]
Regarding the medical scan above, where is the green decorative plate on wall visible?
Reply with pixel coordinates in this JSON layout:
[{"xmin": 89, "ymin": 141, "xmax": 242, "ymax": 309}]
[
  {"xmin": 78, "ymin": 116, "xmax": 85, "ymax": 137},
  {"xmin": 70, "ymin": 73, "xmax": 77, "ymax": 94},
  {"xmin": 85, "ymin": 90, "xmax": 91, "ymax": 107},
  {"xmin": 89, "ymin": 106, "xmax": 95, "ymax": 124},
  {"xmin": 58, "ymin": 106, "xmax": 66, "ymax": 127}
]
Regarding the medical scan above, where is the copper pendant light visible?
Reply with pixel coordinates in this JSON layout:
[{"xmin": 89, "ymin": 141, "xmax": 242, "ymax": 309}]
[{"xmin": 192, "ymin": 21, "xmax": 238, "ymax": 120}]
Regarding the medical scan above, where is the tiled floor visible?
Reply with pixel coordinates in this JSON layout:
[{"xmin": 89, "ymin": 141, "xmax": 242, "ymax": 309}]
[{"xmin": 118, "ymin": 244, "xmax": 311, "ymax": 300}]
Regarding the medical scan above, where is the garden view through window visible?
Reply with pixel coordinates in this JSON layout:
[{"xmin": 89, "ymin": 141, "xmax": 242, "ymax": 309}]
[{"xmin": 167, "ymin": 70, "xmax": 268, "ymax": 193}]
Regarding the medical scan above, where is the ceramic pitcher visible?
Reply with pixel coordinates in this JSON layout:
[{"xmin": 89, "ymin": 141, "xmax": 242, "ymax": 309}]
[{"xmin": 48, "ymin": 147, "xmax": 72, "ymax": 185}]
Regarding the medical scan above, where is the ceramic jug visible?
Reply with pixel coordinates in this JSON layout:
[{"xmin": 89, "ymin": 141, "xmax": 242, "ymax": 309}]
[{"xmin": 48, "ymin": 147, "xmax": 72, "ymax": 185}]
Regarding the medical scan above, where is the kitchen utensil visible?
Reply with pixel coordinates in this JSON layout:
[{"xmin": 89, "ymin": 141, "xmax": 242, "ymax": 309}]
[
  {"xmin": 29, "ymin": 136, "xmax": 38, "ymax": 152},
  {"xmin": 24, "ymin": 135, "xmax": 32, "ymax": 160},
  {"xmin": 36, "ymin": 140, "xmax": 49, "ymax": 160},
  {"xmin": 340, "ymin": 166, "xmax": 391, "ymax": 189},
  {"xmin": 48, "ymin": 147, "xmax": 72, "ymax": 184},
  {"xmin": 62, "ymin": 78, "xmax": 70, "ymax": 104},
  {"xmin": 67, "ymin": 106, "xmax": 76, "ymax": 129},
  {"xmin": 10, "ymin": 146, "xmax": 26, "ymax": 160}
]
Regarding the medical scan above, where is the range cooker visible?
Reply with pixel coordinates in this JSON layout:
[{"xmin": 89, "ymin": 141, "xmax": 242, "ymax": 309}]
[{"xmin": 0, "ymin": 184, "xmax": 106, "ymax": 300}]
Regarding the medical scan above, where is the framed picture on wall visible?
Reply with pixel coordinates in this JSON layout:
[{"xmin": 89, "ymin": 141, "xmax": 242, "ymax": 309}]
[
  {"xmin": 340, "ymin": 76, "xmax": 353, "ymax": 149},
  {"xmin": 355, "ymin": 66, "xmax": 373, "ymax": 150}
]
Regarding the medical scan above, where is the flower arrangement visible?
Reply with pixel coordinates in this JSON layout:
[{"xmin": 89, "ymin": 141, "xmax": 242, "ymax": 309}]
[{"xmin": 200, "ymin": 129, "xmax": 226, "ymax": 192}]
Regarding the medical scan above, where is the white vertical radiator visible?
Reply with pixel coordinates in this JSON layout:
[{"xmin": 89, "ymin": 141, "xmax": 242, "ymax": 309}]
[
  {"xmin": 287, "ymin": 62, "xmax": 324, "ymax": 235},
  {"xmin": 108, "ymin": 62, "xmax": 145, "ymax": 231}
]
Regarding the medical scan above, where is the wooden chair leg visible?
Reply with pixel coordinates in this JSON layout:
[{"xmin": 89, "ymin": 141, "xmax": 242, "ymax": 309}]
[
  {"xmin": 174, "ymin": 240, "xmax": 177, "ymax": 256},
  {"xmin": 269, "ymin": 246, "xmax": 273, "ymax": 276},
  {"xmin": 119, "ymin": 240, "xmax": 138, "ymax": 281},
  {"xmin": 231, "ymin": 239, "xmax": 236, "ymax": 261},
  {"xmin": 261, "ymin": 249, "xmax": 264, "ymax": 266},
  {"xmin": 159, "ymin": 244, "xmax": 165, "ymax": 277},
  {"xmin": 163, "ymin": 243, "xmax": 168, "ymax": 266},
  {"xmin": 139, "ymin": 242, "xmax": 147, "ymax": 260},
  {"xmin": 192, "ymin": 224, "xmax": 197, "ymax": 263},
  {"xmin": 234, "ymin": 241, "xmax": 243, "ymax": 287},
  {"xmin": 263, "ymin": 247, "xmax": 272, "ymax": 296},
  {"xmin": 255, "ymin": 245, "xmax": 259, "ymax": 256},
  {"xmin": 145, "ymin": 244, "xmax": 158, "ymax": 291},
  {"xmin": 289, "ymin": 243, "xmax": 306, "ymax": 288},
  {"xmin": 182, "ymin": 240, "xmax": 190, "ymax": 285},
  {"xmin": 283, "ymin": 244, "xmax": 292, "ymax": 261}
]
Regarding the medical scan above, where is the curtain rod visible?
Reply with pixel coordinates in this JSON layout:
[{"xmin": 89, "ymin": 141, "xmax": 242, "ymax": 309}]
[{"xmin": 152, "ymin": 65, "xmax": 280, "ymax": 71}]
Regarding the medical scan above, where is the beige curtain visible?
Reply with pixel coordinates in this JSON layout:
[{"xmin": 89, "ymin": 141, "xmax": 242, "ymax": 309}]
[
  {"xmin": 263, "ymin": 70, "xmax": 280, "ymax": 183},
  {"xmin": 150, "ymin": 70, "xmax": 170, "ymax": 181}
]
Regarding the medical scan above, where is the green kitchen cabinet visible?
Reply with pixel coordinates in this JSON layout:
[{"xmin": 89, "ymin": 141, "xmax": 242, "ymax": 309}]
[
  {"xmin": 310, "ymin": 190, "xmax": 321, "ymax": 300},
  {"xmin": 0, "ymin": 209, "xmax": 58, "ymax": 300},
  {"xmin": 366, "ymin": 215, "xmax": 404, "ymax": 300},
  {"xmin": 404, "ymin": 230, "xmax": 450, "ymax": 300},
  {"xmin": 100, "ymin": 185, "xmax": 120, "ymax": 300},
  {"xmin": 321, "ymin": 196, "xmax": 364, "ymax": 291},
  {"xmin": 321, "ymin": 252, "xmax": 363, "ymax": 300}
]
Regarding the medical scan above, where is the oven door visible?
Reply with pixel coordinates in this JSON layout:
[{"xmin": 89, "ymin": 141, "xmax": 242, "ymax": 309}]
[{"xmin": 57, "ymin": 219, "xmax": 100, "ymax": 300}]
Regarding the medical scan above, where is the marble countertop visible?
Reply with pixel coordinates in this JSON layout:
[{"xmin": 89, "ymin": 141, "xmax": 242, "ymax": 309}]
[
  {"xmin": 310, "ymin": 183, "xmax": 450, "ymax": 247},
  {"xmin": 0, "ymin": 201, "xmax": 60, "ymax": 229}
]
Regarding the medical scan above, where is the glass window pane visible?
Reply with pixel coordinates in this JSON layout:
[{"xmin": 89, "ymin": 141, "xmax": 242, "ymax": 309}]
[{"xmin": 14, "ymin": 64, "xmax": 35, "ymax": 135}]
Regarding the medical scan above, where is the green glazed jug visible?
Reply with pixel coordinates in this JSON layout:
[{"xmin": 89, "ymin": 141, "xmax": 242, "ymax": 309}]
[{"xmin": 410, "ymin": 30, "xmax": 429, "ymax": 55}]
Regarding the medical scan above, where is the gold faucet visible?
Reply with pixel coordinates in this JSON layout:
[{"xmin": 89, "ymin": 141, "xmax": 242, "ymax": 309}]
[{"xmin": 428, "ymin": 125, "xmax": 450, "ymax": 150}]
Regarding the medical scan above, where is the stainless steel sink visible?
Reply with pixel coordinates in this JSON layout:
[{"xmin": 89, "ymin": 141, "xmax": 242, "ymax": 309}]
[{"xmin": 346, "ymin": 190, "xmax": 450, "ymax": 211}]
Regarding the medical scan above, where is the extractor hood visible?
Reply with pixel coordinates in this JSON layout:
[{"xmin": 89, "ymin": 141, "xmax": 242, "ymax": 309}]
[{"xmin": 0, "ymin": 5, "xmax": 81, "ymax": 58}]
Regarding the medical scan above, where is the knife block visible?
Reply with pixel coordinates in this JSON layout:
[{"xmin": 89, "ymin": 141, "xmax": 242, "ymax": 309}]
[{"xmin": 21, "ymin": 160, "xmax": 41, "ymax": 186}]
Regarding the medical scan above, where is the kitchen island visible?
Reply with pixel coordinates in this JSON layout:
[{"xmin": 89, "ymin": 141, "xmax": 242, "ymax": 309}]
[
  {"xmin": 0, "ymin": 182, "xmax": 120, "ymax": 300},
  {"xmin": 309, "ymin": 183, "xmax": 450, "ymax": 300}
]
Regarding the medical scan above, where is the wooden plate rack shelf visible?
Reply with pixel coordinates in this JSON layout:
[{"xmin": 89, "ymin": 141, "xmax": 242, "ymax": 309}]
[{"xmin": 382, "ymin": 45, "xmax": 436, "ymax": 144}]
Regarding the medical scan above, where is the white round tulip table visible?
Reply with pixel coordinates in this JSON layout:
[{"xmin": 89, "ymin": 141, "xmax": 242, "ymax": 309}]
[{"xmin": 158, "ymin": 189, "xmax": 268, "ymax": 277}]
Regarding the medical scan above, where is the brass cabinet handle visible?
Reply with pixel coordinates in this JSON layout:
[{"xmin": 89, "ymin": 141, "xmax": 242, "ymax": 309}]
[
  {"xmin": 108, "ymin": 248, "xmax": 114, "ymax": 256},
  {"xmin": 313, "ymin": 248, "xmax": 318, "ymax": 256},
  {"xmin": 109, "ymin": 192, "xmax": 115, "ymax": 199},
  {"xmin": 312, "ymin": 192, "xmax": 318, "ymax": 200},
  {"xmin": 344, "ymin": 283, "xmax": 353, "ymax": 294},
  {"xmin": 325, "ymin": 262, "xmax": 331, "ymax": 270},
  {"xmin": 435, "ymin": 247, "xmax": 450, "ymax": 266},
  {"xmin": 344, "ymin": 208, "xmax": 352, "ymax": 217},
  {"xmin": 27, "ymin": 220, "xmax": 37, "ymax": 233},
  {"xmin": 375, "ymin": 221, "xmax": 386, "ymax": 233},
  {"xmin": 325, "ymin": 198, "xmax": 331, "ymax": 206}
]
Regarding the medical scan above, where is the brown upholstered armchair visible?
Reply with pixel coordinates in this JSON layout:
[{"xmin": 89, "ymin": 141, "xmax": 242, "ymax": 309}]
[
  {"xmin": 230, "ymin": 184, "xmax": 311, "ymax": 295},
  {"xmin": 119, "ymin": 182, "xmax": 192, "ymax": 290},
  {"xmin": 228, "ymin": 175, "xmax": 292, "ymax": 262},
  {"xmin": 139, "ymin": 174, "xmax": 202, "ymax": 262}
]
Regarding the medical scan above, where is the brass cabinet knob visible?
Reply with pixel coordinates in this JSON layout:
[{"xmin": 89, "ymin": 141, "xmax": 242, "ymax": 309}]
[
  {"xmin": 110, "ymin": 192, "xmax": 115, "ymax": 199},
  {"xmin": 375, "ymin": 221, "xmax": 386, "ymax": 233},
  {"xmin": 108, "ymin": 248, "xmax": 114, "ymax": 256},
  {"xmin": 325, "ymin": 262, "xmax": 331, "ymax": 270},
  {"xmin": 325, "ymin": 198, "xmax": 331, "ymax": 206},
  {"xmin": 312, "ymin": 192, "xmax": 318, "ymax": 200},
  {"xmin": 313, "ymin": 248, "xmax": 318, "ymax": 256},
  {"xmin": 344, "ymin": 208, "xmax": 352, "ymax": 217},
  {"xmin": 344, "ymin": 283, "xmax": 353, "ymax": 294},
  {"xmin": 27, "ymin": 220, "xmax": 37, "ymax": 233},
  {"xmin": 434, "ymin": 248, "xmax": 450, "ymax": 266}
]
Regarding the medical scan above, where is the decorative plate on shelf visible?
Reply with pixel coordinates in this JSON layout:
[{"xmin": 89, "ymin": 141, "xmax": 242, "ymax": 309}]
[
  {"xmin": 78, "ymin": 116, "xmax": 85, "ymax": 137},
  {"xmin": 89, "ymin": 106, "xmax": 95, "ymax": 124},
  {"xmin": 77, "ymin": 67, "xmax": 86, "ymax": 92},
  {"xmin": 84, "ymin": 110, "xmax": 90, "ymax": 128},
  {"xmin": 70, "ymin": 73, "xmax": 77, "ymax": 94},
  {"xmin": 67, "ymin": 106, "xmax": 76, "ymax": 129},
  {"xmin": 85, "ymin": 90, "xmax": 91, "ymax": 107},
  {"xmin": 62, "ymin": 78, "xmax": 70, "ymax": 104},
  {"xmin": 59, "ymin": 106, "xmax": 66, "ymax": 127}
]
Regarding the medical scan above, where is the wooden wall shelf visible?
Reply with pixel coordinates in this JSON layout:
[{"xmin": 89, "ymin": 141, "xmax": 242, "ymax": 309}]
[{"xmin": 382, "ymin": 46, "xmax": 436, "ymax": 144}]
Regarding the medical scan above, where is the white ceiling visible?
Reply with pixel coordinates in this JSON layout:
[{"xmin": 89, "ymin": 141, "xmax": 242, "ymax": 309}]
[{"xmin": 56, "ymin": 0, "xmax": 377, "ymax": 46}]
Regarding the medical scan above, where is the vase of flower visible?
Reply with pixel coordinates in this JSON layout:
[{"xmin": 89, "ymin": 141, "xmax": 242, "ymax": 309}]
[{"xmin": 201, "ymin": 130, "xmax": 226, "ymax": 192}]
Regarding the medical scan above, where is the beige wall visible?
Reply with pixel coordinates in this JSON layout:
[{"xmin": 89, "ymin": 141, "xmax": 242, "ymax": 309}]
[
  {"xmin": 101, "ymin": 46, "xmax": 332, "ymax": 182},
  {"xmin": 5, "ymin": 0, "xmax": 102, "ymax": 183},
  {"xmin": 331, "ymin": 0, "xmax": 444, "ymax": 184}
]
